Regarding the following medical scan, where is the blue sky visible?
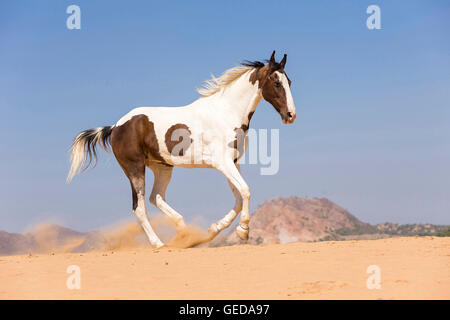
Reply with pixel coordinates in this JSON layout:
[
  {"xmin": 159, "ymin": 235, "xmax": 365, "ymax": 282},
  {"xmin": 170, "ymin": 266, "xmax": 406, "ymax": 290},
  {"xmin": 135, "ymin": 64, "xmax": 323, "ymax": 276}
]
[{"xmin": 0, "ymin": 0, "xmax": 449, "ymax": 232}]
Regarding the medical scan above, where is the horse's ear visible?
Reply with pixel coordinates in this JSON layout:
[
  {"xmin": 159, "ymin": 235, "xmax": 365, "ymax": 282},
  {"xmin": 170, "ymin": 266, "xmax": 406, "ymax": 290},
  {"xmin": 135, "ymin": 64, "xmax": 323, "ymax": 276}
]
[
  {"xmin": 268, "ymin": 50, "xmax": 276, "ymax": 69},
  {"xmin": 280, "ymin": 54, "xmax": 287, "ymax": 69}
]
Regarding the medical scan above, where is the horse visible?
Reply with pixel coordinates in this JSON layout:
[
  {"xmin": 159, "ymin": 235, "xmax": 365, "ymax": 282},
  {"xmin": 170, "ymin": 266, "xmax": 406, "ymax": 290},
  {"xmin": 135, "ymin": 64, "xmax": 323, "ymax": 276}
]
[{"xmin": 67, "ymin": 51, "xmax": 296, "ymax": 248}]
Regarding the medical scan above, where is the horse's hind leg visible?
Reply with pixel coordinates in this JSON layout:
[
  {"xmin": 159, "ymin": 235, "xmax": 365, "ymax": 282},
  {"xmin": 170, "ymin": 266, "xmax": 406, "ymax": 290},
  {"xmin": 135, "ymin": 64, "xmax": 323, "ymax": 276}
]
[
  {"xmin": 120, "ymin": 162, "xmax": 164, "ymax": 248},
  {"xmin": 149, "ymin": 165, "xmax": 186, "ymax": 230},
  {"xmin": 110, "ymin": 118, "xmax": 163, "ymax": 248}
]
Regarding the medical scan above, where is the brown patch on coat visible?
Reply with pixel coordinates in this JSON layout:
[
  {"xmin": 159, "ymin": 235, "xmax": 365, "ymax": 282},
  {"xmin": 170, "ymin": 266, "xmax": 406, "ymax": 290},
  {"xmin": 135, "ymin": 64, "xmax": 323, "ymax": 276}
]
[
  {"xmin": 164, "ymin": 124, "xmax": 193, "ymax": 156},
  {"xmin": 249, "ymin": 65, "xmax": 270, "ymax": 89},
  {"xmin": 229, "ymin": 124, "xmax": 249, "ymax": 163},
  {"xmin": 230, "ymin": 109, "xmax": 254, "ymax": 162},
  {"xmin": 247, "ymin": 110, "xmax": 255, "ymax": 124},
  {"xmin": 110, "ymin": 115, "xmax": 171, "ymax": 210},
  {"xmin": 239, "ymin": 123, "xmax": 249, "ymax": 133},
  {"xmin": 111, "ymin": 115, "xmax": 166, "ymax": 164},
  {"xmin": 244, "ymin": 110, "xmax": 255, "ymax": 129},
  {"xmin": 228, "ymin": 104, "xmax": 254, "ymax": 163}
]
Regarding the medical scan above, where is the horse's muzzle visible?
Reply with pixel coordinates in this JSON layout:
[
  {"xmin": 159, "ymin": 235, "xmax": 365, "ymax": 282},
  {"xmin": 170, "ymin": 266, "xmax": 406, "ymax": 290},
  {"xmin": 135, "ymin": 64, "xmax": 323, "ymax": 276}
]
[{"xmin": 282, "ymin": 111, "xmax": 296, "ymax": 124}]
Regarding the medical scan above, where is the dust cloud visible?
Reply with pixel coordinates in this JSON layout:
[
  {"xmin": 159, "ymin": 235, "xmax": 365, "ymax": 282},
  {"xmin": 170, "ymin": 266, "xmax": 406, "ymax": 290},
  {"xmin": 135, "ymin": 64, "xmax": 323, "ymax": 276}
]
[{"xmin": 19, "ymin": 215, "xmax": 212, "ymax": 255}]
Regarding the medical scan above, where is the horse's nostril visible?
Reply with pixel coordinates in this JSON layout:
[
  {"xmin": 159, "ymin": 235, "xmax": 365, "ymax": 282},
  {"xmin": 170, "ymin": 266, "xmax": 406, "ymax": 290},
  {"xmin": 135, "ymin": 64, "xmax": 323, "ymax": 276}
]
[{"xmin": 287, "ymin": 112, "xmax": 293, "ymax": 118}]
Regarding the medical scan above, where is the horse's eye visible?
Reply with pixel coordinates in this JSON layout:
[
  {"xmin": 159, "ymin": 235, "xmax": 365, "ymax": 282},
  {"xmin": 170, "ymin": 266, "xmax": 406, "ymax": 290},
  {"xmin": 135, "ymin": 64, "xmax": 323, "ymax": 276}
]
[{"xmin": 274, "ymin": 81, "xmax": 281, "ymax": 87}]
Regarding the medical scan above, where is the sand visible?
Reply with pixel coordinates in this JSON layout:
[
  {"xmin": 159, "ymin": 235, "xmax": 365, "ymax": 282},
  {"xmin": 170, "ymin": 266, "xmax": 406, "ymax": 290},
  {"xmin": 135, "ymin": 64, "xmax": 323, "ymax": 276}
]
[{"xmin": 0, "ymin": 236, "xmax": 448, "ymax": 299}]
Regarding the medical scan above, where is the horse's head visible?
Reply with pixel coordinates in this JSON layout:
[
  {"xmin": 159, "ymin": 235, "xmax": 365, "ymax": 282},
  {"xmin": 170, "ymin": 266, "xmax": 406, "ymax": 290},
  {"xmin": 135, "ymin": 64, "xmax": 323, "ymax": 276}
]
[{"xmin": 251, "ymin": 51, "xmax": 296, "ymax": 124}]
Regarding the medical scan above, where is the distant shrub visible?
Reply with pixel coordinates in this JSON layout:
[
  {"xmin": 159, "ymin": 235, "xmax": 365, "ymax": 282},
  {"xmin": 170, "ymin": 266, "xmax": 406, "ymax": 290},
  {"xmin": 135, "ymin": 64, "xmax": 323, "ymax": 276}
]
[
  {"xmin": 436, "ymin": 227, "xmax": 450, "ymax": 237},
  {"xmin": 335, "ymin": 223, "xmax": 378, "ymax": 236}
]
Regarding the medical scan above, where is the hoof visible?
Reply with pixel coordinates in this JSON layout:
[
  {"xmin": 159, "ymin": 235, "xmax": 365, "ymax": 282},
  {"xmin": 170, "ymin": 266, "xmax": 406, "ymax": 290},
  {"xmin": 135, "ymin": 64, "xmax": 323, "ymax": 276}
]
[
  {"xmin": 236, "ymin": 224, "xmax": 249, "ymax": 241},
  {"xmin": 154, "ymin": 242, "xmax": 165, "ymax": 249}
]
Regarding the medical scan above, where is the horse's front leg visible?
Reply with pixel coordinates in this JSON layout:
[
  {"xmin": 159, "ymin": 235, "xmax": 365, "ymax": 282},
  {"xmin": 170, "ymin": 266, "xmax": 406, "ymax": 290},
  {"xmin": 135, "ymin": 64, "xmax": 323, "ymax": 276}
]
[
  {"xmin": 208, "ymin": 163, "xmax": 243, "ymax": 238},
  {"xmin": 210, "ymin": 161, "xmax": 250, "ymax": 241}
]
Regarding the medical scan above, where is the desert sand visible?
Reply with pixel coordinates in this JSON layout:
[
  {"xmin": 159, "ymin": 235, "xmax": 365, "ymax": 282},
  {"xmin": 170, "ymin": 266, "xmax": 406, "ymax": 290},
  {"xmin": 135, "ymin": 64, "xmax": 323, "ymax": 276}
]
[{"xmin": 0, "ymin": 236, "xmax": 449, "ymax": 299}]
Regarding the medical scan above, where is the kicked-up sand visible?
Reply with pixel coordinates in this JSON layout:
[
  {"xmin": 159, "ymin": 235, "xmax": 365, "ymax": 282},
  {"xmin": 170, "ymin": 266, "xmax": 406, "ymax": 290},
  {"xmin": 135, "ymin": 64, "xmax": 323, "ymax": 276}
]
[{"xmin": 0, "ymin": 236, "xmax": 448, "ymax": 299}]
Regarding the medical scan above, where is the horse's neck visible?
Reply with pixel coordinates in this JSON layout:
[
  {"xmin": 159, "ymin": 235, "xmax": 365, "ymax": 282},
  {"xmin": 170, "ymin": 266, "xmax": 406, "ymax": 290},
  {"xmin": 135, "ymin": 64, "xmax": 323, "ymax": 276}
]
[{"xmin": 210, "ymin": 71, "xmax": 262, "ymax": 127}]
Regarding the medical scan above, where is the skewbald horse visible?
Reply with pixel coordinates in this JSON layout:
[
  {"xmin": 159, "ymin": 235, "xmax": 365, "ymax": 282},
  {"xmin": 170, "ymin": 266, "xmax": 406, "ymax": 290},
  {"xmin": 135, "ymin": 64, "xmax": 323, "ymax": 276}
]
[{"xmin": 67, "ymin": 51, "xmax": 296, "ymax": 248}]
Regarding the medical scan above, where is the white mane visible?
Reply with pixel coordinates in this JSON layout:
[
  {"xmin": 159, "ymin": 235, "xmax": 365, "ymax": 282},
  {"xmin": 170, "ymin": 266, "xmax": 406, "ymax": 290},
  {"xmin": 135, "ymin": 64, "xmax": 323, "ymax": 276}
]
[{"xmin": 197, "ymin": 65, "xmax": 253, "ymax": 97}]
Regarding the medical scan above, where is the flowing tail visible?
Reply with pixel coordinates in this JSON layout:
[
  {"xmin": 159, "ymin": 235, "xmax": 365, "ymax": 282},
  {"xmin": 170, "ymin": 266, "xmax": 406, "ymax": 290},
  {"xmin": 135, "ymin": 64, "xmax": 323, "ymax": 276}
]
[{"xmin": 67, "ymin": 126, "xmax": 114, "ymax": 183}]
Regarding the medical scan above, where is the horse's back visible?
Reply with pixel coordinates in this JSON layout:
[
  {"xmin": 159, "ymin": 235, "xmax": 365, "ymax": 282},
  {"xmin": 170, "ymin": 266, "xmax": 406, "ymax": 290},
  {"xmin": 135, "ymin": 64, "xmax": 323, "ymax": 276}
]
[{"xmin": 116, "ymin": 106, "xmax": 184, "ymax": 127}]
